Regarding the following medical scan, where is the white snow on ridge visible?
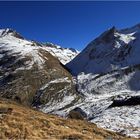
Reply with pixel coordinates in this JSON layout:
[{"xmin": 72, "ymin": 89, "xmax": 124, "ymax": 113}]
[
  {"xmin": 0, "ymin": 29, "xmax": 78, "ymax": 70},
  {"xmin": 66, "ymin": 25, "xmax": 139, "ymax": 75},
  {"xmin": 0, "ymin": 29, "xmax": 5, "ymax": 36},
  {"xmin": 114, "ymin": 32, "xmax": 135, "ymax": 44},
  {"xmin": 44, "ymin": 44, "xmax": 79, "ymax": 65},
  {"xmin": 0, "ymin": 32, "xmax": 46, "ymax": 68}
]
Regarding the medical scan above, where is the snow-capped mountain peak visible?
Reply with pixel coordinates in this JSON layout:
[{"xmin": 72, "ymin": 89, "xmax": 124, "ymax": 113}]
[
  {"xmin": 44, "ymin": 42, "xmax": 79, "ymax": 65},
  {"xmin": 0, "ymin": 28, "xmax": 79, "ymax": 114},
  {"xmin": 66, "ymin": 23, "xmax": 140, "ymax": 137},
  {"xmin": 0, "ymin": 28, "xmax": 24, "ymax": 39},
  {"xmin": 67, "ymin": 25, "xmax": 138, "ymax": 75},
  {"xmin": 0, "ymin": 28, "xmax": 78, "ymax": 69}
]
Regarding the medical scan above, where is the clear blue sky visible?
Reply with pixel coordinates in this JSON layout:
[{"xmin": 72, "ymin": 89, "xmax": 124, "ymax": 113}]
[{"xmin": 0, "ymin": 1, "xmax": 140, "ymax": 50}]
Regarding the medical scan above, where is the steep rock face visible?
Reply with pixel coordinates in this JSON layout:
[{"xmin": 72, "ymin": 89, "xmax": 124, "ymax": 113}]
[
  {"xmin": 67, "ymin": 26, "xmax": 138, "ymax": 75},
  {"xmin": 66, "ymin": 24, "xmax": 140, "ymax": 138},
  {"xmin": 0, "ymin": 28, "xmax": 79, "ymax": 110},
  {"xmin": 43, "ymin": 42, "xmax": 79, "ymax": 65}
]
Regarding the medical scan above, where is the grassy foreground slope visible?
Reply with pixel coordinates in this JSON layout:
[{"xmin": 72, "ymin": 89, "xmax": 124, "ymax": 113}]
[{"xmin": 0, "ymin": 99, "xmax": 136, "ymax": 140}]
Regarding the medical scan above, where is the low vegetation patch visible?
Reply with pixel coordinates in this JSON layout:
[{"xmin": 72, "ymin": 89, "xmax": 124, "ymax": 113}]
[{"xmin": 0, "ymin": 98, "xmax": 137, "ymax": 140}]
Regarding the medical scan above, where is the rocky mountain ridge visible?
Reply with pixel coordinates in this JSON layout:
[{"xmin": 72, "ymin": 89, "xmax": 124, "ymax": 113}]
[
  {"xmin": 66, "ymin": 24, "xmax": 140, "ymax": 138},
  {"xmin": 44, "ymin": 42, "xmax": 79, "ymax": 65},
  {"xmin": 0, "ymin": 28, "xmax": 79, "ymax": 110}
]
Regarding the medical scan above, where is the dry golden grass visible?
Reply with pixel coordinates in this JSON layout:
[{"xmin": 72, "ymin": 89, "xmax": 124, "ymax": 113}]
[{"xmin": 0, "ymin": 98, "xmax": 137, "ymax": 140}]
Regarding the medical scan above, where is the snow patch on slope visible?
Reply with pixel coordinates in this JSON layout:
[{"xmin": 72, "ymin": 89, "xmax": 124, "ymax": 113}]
[
  {"xmin": 40, "ymin": 95, "xmax": 75, "ymax": 113},
  {"xmin": 92, "ymin": 106, "xmax": 140, "ymax": 138},
  {"xmin": 40, "ymin": 77, "xmax": 71, "ymax": 91}
]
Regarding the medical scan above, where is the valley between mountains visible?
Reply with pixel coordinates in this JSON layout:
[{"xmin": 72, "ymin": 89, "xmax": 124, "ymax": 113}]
[{"xmin": 0, "ymin": 24, "xmax": 140, "ymax": 139}]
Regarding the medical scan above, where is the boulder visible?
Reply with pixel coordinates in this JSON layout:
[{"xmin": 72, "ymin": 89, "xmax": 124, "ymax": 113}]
[{"xmin": 68, "ymin": 107, "xmax": 87, "ymax": 120}]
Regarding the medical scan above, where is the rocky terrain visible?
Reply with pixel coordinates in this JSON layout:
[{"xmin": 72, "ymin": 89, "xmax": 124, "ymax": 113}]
[
  {"xmin": 66, "ymin": 24, "xmax": 140, "ymax": 138},
  {"xmin": 0, "ymin": 28, "xmax": 79, "ymax": 111}
]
